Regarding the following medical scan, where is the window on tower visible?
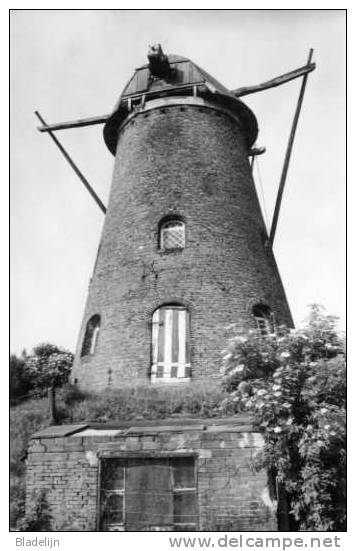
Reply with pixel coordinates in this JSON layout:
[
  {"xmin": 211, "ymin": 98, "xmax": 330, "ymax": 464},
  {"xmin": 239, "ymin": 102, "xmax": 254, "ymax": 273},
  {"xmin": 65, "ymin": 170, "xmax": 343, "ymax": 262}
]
[
  {"xmin": 159, "ymin": 219, "xmax": 185, "ymax": 251},
  {"xmin": 151, "ymin": 304, "xmax": 191, "ymax": 382},
  {"xmin": 81, "ymin": 314, "xmax": 101, "ymax": 357},
  {"xmin": 252, "ymin": 304, "xmax": 275, "ymax": 336}
]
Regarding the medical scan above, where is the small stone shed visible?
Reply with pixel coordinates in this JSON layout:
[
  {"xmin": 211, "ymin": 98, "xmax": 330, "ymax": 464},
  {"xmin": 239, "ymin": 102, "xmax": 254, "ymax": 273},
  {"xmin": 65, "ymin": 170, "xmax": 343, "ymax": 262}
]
[{"xmin": 26, "ymin": 416, "xmax": 277, "ymax": 531}]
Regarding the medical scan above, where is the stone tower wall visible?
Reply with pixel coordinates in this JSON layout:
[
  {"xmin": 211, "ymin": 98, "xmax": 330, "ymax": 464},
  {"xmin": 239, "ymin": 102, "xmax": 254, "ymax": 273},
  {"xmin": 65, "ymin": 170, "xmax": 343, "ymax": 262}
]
[{"xmin": 71, "ymin": 103, "xmax": 292, "ymax": 391}]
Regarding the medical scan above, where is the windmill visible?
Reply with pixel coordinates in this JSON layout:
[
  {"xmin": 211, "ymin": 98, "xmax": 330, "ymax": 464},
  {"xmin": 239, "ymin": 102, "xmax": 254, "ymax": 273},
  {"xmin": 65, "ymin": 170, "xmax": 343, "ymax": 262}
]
[
  {"xmin": 35, "ymin": 45, "xmax": 315, "ymax": 390},
  {"xmin": 35, "ymin": 47, "xmax": 315, "ymax": 246}
]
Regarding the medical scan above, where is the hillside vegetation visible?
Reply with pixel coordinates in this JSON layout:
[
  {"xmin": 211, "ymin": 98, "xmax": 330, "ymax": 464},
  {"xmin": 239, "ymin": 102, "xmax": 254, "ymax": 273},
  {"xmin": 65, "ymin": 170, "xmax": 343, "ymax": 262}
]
[{"xmin": 10, "ymin": 381, "xmax": 228, "ymax": 530}]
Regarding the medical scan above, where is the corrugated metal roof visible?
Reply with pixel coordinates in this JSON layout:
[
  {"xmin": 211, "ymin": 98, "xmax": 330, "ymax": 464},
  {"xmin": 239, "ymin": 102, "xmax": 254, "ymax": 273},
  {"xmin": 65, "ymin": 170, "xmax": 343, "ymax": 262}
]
[
  {"xmin": 31, "ymin": 424, "xmax": 89, "ymax": 439},
  {"xmin": 71, "ymin": 428, "xmax": 124, "ymax": 437},
  {"xmin": 31, "ymin": 417, "xmax": 255, "ymax": 439}
]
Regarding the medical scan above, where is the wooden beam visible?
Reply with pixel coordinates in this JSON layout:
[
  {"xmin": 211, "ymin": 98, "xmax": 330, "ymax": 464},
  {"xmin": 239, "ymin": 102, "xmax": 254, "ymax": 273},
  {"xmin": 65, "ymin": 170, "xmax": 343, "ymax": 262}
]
[
  {"xmin": 232, "ymin": 62, "xmax": 315, "ymax": 98},
  {"xmin": 38, "ymin": 114, "xmax": 110, "ymax": 133},
  {"xmin": 268, "ymin": 50, "xmax": 314, "ymax": 247},
  {"xmin": 37, "ymin": 64, "xmax": 316, "ymax": 134},
  {"xmin": 35, "ymin": 111, "xmax": 107, "ymax": 215}
]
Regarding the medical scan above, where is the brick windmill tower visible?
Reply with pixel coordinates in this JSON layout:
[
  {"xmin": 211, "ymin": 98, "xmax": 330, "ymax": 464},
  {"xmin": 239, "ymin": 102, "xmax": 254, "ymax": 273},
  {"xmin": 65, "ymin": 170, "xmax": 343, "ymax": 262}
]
[{"xmin": 37, "ymin": 45, "xmax": 315, "ymax": 392}]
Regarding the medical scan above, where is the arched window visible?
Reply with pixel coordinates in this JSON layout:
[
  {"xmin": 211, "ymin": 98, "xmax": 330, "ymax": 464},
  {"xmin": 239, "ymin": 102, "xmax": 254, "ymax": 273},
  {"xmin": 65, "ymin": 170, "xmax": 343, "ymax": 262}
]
[
  {"xmin": 81, "ymin": 314, "xmax": 101, "ymax": 357},
  {"xmin": 151, "ymin": 305, "xmax": 190, "ymax": 382},
  {"xmin": 159, "ymin": 219, "xmax": 185, "ymax": 251},
  {"xmin": 252, "ymin": 304, "xmax": 275, "ymax": 336}
]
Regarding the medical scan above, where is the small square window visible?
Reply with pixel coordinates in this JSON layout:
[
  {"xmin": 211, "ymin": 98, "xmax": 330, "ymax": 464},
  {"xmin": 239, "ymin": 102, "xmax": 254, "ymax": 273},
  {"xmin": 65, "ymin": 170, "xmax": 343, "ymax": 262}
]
[
  {"xmin": 160, "ymin": 220, "xmax": 185, "ymax": 250},
  {"xmin": 156, "ymin": 365, "xmax": 164, "ymax": 378},
  {"xmin": 101, "ymin": 460, "xmax": 124, "ymax": 490},
  {"xmin": 102, "ymin": 493, "xmax": 124, "ymax": 524},
  {"xmin": 172, "ymin": 457, "xmax": 195, "ymax": 488},
  {"xmin": 173, "ymin": 492, "xmax": 197, "ymax": 524}
]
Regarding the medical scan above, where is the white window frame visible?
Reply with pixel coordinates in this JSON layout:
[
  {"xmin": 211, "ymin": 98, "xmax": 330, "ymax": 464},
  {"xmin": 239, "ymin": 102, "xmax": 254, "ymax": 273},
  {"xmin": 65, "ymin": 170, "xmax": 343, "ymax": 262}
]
[
  {"xmin": 99, "ymin": 460, "xmax": 125, "ymax": 531},
  {"xmin": 151, "ymin": 305, "xmax": 191, "ymax": 384},
  {"xmin": 90, "ymin": 325, "xmax": 100, "ymax": 355},
  {"xmin": 81, "ymin": 315, "xmax": 101, "ymax": 357},
  {"xmin": 253, "ymin": 306, "xmax": 276, "ymax": 337},
  {"xmin": 171, "ymin": 466, "xmax": 197, "ymax": 531}
]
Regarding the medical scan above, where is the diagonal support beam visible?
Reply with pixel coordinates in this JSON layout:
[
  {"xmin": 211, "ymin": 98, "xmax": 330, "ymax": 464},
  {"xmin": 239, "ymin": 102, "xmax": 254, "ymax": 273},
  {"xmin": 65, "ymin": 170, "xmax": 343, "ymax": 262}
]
[
  {"xmin": 232, "ymin": 61, "xmax": 315, "ymax": 98},
  {"xmin": 35, "ymin": 111, "xmax": 107, "ymax": 214},
  {"xmin": 268, "ymin": 49, "xmax": 314, "ymax": 247}
]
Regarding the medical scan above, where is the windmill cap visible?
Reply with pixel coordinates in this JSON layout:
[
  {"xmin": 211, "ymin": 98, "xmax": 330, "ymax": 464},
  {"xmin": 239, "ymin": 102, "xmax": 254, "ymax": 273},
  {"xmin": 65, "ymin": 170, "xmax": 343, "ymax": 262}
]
[{"xmin": 103, "ymin": 47, "xmax": 258, "ymax": 154}]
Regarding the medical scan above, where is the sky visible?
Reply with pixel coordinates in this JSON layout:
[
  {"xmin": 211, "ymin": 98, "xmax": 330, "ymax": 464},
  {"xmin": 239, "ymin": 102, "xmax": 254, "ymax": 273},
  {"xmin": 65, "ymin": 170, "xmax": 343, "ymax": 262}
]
[{"xmin": 10, "ymin": 9, "xmax": 346, "ymax": 354}]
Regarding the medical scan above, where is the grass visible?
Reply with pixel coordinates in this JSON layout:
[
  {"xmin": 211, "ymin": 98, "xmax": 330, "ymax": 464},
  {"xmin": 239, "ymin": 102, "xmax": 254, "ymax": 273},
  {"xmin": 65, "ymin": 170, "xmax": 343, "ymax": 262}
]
[
  {"xmin": 66, "ymin": 381, "xmax": 228, "ymax": 422},
  {"xmin": 10, "ymin": 381, "xmax": 230, "ymax": 530},
  {"xmin": 10, "ymin": 398, "xmax": 51, "ymax": 530}
]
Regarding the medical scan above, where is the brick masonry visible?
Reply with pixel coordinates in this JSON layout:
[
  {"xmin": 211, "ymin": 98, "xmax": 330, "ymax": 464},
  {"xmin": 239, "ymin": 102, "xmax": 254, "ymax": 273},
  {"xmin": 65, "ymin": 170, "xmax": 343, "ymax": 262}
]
[
  {"xmin": 71, "ymin": 102, "xmax": 293, "ymax": 391},
  {"xmin": 26, "ymin": 418, "xmax": 277, "ymax": 531}
]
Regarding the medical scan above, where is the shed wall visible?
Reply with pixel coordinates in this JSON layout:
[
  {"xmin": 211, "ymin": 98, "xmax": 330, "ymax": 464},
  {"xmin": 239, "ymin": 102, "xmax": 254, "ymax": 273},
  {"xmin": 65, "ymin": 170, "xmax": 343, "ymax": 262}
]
[{"xmin": 26, "ymin": 425, "xmax": 277, "ymax": 532}]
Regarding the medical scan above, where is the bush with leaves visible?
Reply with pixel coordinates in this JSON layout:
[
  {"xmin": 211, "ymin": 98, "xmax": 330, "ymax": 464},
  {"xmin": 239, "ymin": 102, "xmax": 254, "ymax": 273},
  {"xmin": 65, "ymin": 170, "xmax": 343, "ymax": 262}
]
[
  {"xmin": 25, "ymin": 343, "xmax": 73, "ymax": 391},
  {"xmin": 16, "ymin": 489, "xmax": 52, "ymax": 531},
  {"xmin": 221, "ymin": 305, "xmax": 346, "ymax": 531}
]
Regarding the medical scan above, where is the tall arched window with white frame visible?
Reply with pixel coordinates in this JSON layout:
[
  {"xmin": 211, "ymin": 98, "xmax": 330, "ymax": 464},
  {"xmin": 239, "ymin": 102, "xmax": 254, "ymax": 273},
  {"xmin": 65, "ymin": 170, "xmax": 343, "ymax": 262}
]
[{"xmin": 151, "ymin": 305, "xmax": 190, "ymax": 382}]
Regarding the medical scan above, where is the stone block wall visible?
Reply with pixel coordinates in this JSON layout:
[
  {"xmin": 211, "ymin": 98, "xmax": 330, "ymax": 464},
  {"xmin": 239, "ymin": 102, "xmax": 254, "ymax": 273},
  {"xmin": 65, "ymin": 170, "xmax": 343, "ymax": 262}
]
[{"xmin": 26, "ymin": 418, "xmax": 277, "ymax": 531}]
